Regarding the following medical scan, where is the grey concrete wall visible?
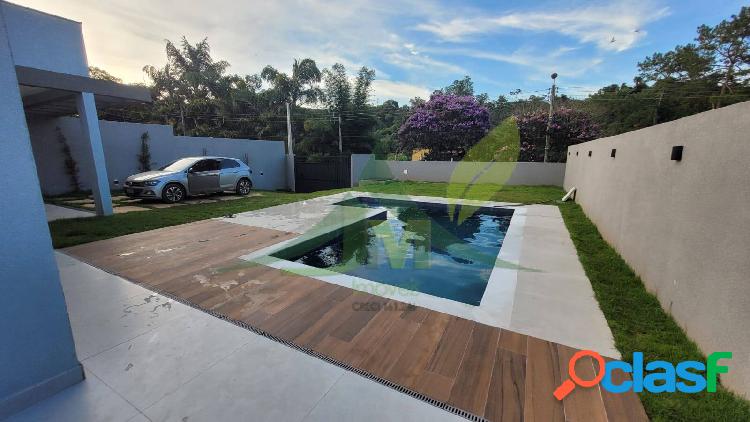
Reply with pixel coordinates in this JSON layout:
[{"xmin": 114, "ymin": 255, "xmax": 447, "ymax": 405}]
[
  {"xmin": 1, "ymin": 1, "xmax": 87, "ymax": 76},
  {"xmin": 564, "ymin": 101, "xmax": 750, "ymax": 398},
  {"xmin": 351, "ymin": 154, "xmax": 565, "ymax": 187},
  {"xmin": 28, "ymin": 117, "xmax": 288, "ymax": 194},
  {"xmin": 0, "ymin": 7, "xmax": 82, "ymax": 418}
]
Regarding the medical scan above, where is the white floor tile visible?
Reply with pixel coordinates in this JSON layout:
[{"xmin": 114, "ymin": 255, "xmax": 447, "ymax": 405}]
[
  {"xmin": 5, "ymin": 370, "xmax": 139, "ymax": 422},
  {"xmin": 303, "ymin": 372, "xmax": 464, "ymax": 422},
  {"xmin": 82, "ymin": 312, "xmax": 252, "ymax": 410},
  {"xmin": 143, "ymin": 338, "xmax": 344, "ymax": 422},
  {"xmin": 70, "ymin": 292, "xmax": 188, "ymax": 360}
]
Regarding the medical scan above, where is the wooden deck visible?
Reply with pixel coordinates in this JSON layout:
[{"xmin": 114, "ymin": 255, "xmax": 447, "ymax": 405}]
[{"xmin": 65, "ymin": 219, "xmax": 648, "ymax": 422}]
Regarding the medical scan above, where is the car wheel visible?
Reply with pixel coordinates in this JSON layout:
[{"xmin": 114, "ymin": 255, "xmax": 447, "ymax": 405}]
[
  {"xmin": 236, "ymin": 178, "xmax": 252, "ymax": 195},
  {"xmin": 162, "ymin": 183, "xmax": 186, "ymax": 203}
]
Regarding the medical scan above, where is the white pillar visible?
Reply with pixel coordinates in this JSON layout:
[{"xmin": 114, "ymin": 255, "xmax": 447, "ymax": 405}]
[{"xmin": 75, "ymin": 92, "xmax": 113, "ymax": 215}]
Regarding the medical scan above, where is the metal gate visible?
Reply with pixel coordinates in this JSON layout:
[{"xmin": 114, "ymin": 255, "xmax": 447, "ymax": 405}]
[{"xmin": 294, "ymin": 155, "xmax": 351, "ymax": 193}]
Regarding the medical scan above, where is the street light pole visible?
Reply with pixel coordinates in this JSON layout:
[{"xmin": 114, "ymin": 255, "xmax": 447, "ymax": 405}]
[{"xmin": 543, "ymin": 72, "xmax": 558, "ymax": 163}]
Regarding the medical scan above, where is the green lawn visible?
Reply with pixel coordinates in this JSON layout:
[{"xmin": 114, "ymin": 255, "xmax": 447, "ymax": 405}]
[
  {"xmin": 49, "ymin": 189, "xmax": 345, "ymax": 248},
  {"xmin": 48, "ymin": 181, "xmax": 561, "ymax": 248},
  {"xmin": 355, "ymin": 180, "xmax": 563, "ymax": 203},
  {"xmin": 47, "ymin": 181, "xmax": 750, "ymax": 420},
  {"xmin": 559, "ymin": 203, "xmax": 750, "ymax": 421}
]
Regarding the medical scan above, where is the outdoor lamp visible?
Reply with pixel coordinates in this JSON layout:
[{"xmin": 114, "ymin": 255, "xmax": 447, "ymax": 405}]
[{"xmin": 671, "ymin": 146, "xmax": 684, "ymax": 161}]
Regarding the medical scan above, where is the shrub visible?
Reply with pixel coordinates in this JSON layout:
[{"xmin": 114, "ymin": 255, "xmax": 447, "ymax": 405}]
[
  {"xmin": 463, "ymin": 117, "xmax": 520, "ymax": 162},
  {"xmin": 56, "ymin": 127, "xmax": 80, "ymax": 191},
  {"xmin": 516, "ymin": 107, "xmax": 600, "ymax": 162},
  {"xmin": 137, "ymin": 132, "xmax": 152, "ymax": 172},
  {"xmin": 398, "ymin": 94, "xmax": 490, "ymax": 161}
]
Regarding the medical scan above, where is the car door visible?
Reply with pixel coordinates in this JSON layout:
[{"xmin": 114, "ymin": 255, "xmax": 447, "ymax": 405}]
[
  {"xmin": 219, "ymin": 159, "xmax": 241, "ymax": 190},
  {"xmin": 187, "ymin": 159, "xmax": 220, "ymax": 194}
]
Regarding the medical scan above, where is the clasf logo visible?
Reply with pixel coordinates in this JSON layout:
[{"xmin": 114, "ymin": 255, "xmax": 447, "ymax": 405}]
[{"xmin": 553, "ymin": 350, "xmax": 732, "ymax": 400}]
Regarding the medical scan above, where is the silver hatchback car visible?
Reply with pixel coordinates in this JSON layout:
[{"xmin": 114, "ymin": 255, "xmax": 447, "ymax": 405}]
[{"xmin": 123, "ymin": 156, "xmax": 253, "ymax": 203}]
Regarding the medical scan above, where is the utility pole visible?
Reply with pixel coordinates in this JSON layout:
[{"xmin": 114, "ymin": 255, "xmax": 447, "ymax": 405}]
[
  {"xmin": 179, "ymin": 105, "xmax": 186, "ymax": 136},
  {"xmin": 337, "ymin": 115, "xmax": 343, "ymax": 153},
  {"xmin": 543, "ymin": 72, "xmax": 558, "ymax": 163},
  {"xmin": 653, "ymin": 90, "xmax": 664, "ymax": 125},
  {"xmin": 286, "ymin": 102, "xmax": 293, "ymax": 154}
]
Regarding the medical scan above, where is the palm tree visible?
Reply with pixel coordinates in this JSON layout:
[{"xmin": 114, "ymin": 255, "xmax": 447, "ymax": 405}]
[
  {"xmin": 260, "ymin": 59, "xmax": 323, "ymax": 110},
  {"xmin": 144, "ymin": 37, "xmax": 237, "ymax": 135}
]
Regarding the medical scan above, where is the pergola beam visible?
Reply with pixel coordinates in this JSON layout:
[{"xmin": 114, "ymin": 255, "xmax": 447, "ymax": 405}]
[{"xmin": 15, "ymin": 65, "xmax": 151, "ymax": 102}]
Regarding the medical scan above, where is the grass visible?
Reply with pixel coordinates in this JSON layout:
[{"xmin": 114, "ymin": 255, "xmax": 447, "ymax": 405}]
[
  {"xmin": 49, "ymin": 188, "xmax": 347, "ymax": 248},
  {"xmin": 49, "ymin": 181, "xmax": 561, "ymax": 248},
  {"xmin": 558, "ymin": 202, "xmax": 750, "ymax": 421},
  {"xmin": 48, "ymin": 181, "xmax": 750, "ymax": 420},
  {"xmin": 355, "ymin": 180, "xmax": 562, "ymax": 204}
]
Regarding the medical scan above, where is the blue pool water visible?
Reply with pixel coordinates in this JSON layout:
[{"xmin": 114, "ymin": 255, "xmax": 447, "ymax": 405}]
[{"xmin": 271, "ymin": 197, "xmax": 513, "ymax": 305}]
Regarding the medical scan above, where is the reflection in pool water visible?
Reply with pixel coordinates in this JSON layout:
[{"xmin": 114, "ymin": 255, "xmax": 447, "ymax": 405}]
[{"xmin": 271, "ymin": 197, "xmax": 513, "ymax": 305}]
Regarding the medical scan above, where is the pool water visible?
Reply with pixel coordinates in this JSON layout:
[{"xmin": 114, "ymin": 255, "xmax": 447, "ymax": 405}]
[{"xmin": 271, "ymin": 197, "xmax": 513, "ymax": 305}]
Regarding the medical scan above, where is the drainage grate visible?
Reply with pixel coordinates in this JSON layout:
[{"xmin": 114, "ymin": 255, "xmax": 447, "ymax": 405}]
[{"xmin": 73, "ymin": 255, "xmax": 489, "ymax": 422}]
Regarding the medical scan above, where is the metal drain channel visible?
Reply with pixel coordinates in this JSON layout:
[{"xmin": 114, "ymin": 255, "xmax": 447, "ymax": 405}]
[
  {"xmin": 70, "ymin": 253, "xmax": 488, "ymax": 422},
  {"xmin": 154, "ymin": 288, "xmax": 487, "ymax": 422}
]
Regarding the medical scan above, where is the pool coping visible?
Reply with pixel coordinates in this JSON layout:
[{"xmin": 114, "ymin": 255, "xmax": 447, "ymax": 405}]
[{"xmin": 235, "ymin": 192, "xmax": 527, "ymax": 330}]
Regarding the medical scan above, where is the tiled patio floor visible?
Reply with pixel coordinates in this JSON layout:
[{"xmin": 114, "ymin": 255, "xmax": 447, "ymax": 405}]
[
  {"xmin": 64, "ymin": 219, "xmax": 648, "ymax": 421},
  {"xmin": 6, "ymin": 253, "xmax": 463, "ymax": 422}
]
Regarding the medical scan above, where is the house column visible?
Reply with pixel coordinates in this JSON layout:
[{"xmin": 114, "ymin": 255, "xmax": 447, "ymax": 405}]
[
  {"xmin": 75, "ymin": 92, "xmax": 113, "ymax": 215},
  {"xmin": 0, "ymin": 11, "xmax": 83, "ymax": 418}
]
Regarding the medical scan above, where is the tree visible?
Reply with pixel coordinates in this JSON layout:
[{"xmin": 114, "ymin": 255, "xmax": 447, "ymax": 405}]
[
  {"xmin": 89, "ymin": 66, "xmax": 122, "ymax": 83},
  {"xmin": 261, "ymin": 58, "xmax": 322, "ymax": 110},
  {"xmin": 697, "ymin": 6, "xmax": 750, "ymax": 106},
  {"xmin": 398, "ymin": 93, "xmax": 490, "ymax": 161},
  {"xmin": 143, "ymin": 37, "xmax": 237, "ymax": 136},
  {"xmin": 372, "ymin": 100, "xmax": 409, "ymax": 158},
  {"xmin": 515, "ymin": 108, "xmax": 600, "ymax": 162},
  {"xmin": 302, "ymin": 63, "xmax": 378, "ymax": 154},
  {"xmin": 637, "ymin": 6, "xmax": 749, "ymax": 112},
  {"xmin": 638, "ymin": 44, "xmax": 713, "ymax": 82},
  {"xmin": 442, "ymin": 75, "xmax": 474, "ymax": 96},
  {"xmin": 323, "ymin": 63, "xmax": 351, "ymax": 116}
]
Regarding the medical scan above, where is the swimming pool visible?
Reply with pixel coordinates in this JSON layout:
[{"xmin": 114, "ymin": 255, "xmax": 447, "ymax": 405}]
[{"xmin": 271, "ymin": 197, "xmax": 513, "ymax": 305}]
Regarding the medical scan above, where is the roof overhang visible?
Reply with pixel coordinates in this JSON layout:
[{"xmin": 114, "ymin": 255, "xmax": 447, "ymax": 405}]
[{"xmin": 16, "ymin": 65, "xmax": 152, "ymax": 117}]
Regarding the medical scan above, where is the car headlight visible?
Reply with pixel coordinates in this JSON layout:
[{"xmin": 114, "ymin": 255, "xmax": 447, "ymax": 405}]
[{"xmin": 145, "ymin": 180, "xmax": 160, "ymax": 186}]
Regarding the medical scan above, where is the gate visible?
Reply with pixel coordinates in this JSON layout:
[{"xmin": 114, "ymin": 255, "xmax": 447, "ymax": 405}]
[{"xmin": 294, "ymin": 155, "xmax": 351, "ymax": 193}]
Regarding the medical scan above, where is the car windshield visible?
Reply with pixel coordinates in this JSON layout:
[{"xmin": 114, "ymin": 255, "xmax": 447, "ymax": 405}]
[{"xmin": 159, "ymin": 158, "xmax": 196, "ymax": 172}]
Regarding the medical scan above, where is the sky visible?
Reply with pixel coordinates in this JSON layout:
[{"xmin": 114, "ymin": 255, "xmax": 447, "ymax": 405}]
[{"xmin": 12, "ymin": 0, "xmax": 748, "ymax": 104}]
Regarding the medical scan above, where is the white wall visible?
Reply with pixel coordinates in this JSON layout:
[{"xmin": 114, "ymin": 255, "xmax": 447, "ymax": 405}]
[
  {"xmin": 351, "ymin": 154, "xmax": 565, "ymax": 187},
  {"xmin": 0, "ymin": 7, "xmax": 82, "ymax": 418},
  {"xmin": 0, "ymin": 1, "xmax": 87, "ymax": 75},
  {"xmin": 564, "ymin": 101, "xmax": 750, "ymax": 399},
  {"xmin": 28, "ymin": 117, "xmax": 289, "ymax": 194}
]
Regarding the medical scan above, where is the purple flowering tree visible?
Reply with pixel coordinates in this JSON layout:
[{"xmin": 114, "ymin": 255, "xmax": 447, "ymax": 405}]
[
  {"xmin": 398, "ymin": 94, "xmax": 490, "ymax": 161},
  {"xmin": 516, "ymin": 108, "xmax": 601, "ymax": 162}
]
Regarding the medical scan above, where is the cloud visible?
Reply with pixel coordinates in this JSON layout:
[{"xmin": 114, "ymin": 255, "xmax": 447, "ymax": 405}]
[
  {"xmin": 414, "ymin": 1, "xmax": 670, "ymax": 52},
  {"xmin": 13, "ymin": 0, "xmax": 453, "ymax": 83},
  {"xmin": 420, "ymin": 43, "xmax": 603, "ymax": 81},
  {"xmin": 382, "ymin": 50, "xmax": 466, "ymax": 74},
  {"xmin": 371, "ymin": 80, "xmax": 431, "ymax": 104}
]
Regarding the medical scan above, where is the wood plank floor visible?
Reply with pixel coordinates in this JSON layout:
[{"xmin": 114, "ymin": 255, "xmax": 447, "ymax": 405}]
[{"xmin": 65, "ymin": 219, "xmax": 648, "ymax": 422}]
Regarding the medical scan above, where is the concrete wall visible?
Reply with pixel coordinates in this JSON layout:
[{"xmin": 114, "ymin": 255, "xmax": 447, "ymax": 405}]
[
  {"xmin": 28, "ymin": 117, "xmax": 288, "ymax": 194},
  {"xmin": 351, "ymin": 154, "xmax": 565, "ymax": 187},
  {"xmin": 1, "ymin": 1, "xmax": 87, "ymax": 75},
  {"xmin": 0, "ymin": 7, "xmax": 82, "ymax": 418},
  {"xmin": 564, "ymin": 101, "xmax": 750, "ymax": 398}
]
